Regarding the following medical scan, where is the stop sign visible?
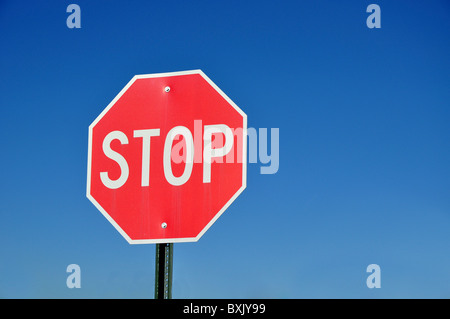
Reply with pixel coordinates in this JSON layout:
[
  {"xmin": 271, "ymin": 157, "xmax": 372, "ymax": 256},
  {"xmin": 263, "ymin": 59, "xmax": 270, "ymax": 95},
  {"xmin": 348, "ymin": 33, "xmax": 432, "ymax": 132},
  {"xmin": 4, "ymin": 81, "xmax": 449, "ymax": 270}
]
[{"xmin": 86, "ymin": 70, "xmax": 247, "ymax": 244}]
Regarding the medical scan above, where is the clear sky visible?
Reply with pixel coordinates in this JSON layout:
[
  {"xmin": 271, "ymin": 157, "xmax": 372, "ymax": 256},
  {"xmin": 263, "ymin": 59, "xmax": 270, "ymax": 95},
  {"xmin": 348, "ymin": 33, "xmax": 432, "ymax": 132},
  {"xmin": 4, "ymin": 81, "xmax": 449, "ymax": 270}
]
[{"xmin": 0, "ymin": 0, "xmax": 449, "ymax": 298}]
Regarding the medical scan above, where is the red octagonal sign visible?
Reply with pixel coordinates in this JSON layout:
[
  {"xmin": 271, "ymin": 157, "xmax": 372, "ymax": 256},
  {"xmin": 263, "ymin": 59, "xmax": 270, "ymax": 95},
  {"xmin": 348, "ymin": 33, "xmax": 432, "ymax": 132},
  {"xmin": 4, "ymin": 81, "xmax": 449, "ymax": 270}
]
[{"xmin": 87, "ymin": 70, "xmax": 247, "ymax": 243}]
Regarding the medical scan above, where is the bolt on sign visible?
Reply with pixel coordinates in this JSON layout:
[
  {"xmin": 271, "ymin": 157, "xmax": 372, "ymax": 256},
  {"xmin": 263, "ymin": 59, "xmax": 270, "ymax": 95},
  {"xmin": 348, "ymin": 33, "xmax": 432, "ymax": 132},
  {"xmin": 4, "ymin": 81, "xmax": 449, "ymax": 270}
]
[{"xmin": 86, "ymin": 70, "xmax": 247, "ymax": 243}]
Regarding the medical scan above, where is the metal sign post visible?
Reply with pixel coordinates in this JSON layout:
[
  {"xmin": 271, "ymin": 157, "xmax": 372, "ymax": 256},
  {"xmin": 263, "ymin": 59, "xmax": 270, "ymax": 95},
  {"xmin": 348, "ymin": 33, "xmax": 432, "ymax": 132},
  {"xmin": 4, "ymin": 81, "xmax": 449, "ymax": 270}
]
[{"xmin": 154, "ymin": 243, "xmax": 173, "ymax": 299}]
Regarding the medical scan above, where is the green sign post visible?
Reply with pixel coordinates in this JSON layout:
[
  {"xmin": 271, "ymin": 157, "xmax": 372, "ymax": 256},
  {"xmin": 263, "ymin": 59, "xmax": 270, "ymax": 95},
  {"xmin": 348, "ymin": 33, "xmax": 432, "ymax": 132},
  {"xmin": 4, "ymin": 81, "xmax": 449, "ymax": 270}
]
[{"xmin": 154, "ymin": 243, "xmax": 173, "ymax": 299}]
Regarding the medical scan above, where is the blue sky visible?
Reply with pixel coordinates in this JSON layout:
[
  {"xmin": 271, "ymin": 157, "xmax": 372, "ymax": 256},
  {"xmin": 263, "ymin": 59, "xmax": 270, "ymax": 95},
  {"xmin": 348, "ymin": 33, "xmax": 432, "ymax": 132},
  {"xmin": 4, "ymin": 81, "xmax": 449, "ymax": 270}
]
[{"xmin": 0, "ymin": 0, "xmax": 449, "ymax": 298}]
